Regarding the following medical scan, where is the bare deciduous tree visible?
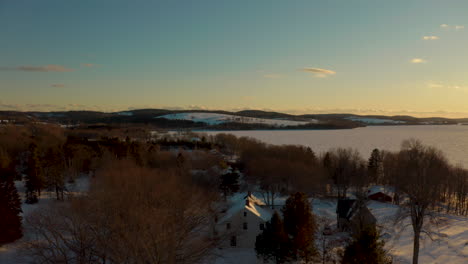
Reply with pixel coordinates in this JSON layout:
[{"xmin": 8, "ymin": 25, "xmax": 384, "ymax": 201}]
[
  {"xmin": 23, "ymin": 159, "xmax": 219, "ymax": 264},
  {"xmin": 394, "ymin": 139, "xmax": 449, "ymax": 264}
]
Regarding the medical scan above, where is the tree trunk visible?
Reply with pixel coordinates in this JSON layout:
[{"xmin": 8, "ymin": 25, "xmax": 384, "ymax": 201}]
[
  {"xmin": 271, "ymin": 191, "xmax": 275, "ymax": 209},
  {"xmin": 412, "ymin": 228, "xmax": 420, "ymax": 264}
]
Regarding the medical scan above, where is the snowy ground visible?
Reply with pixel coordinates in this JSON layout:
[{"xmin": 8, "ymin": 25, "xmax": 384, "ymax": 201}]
[
  {"xmin": 213, "ymin": 195, "xmax": 467, "ymax": 264},
  {"xmin": 156, "ymin": 112, "xmax": 316, "ymax": 127},
  {"xmin": 0, "ymin": 176, "xmax": 90, "ymax": 264},
  {"xmin": 2, "ymin": 181, "xmax": 466, "ymax": 264}
]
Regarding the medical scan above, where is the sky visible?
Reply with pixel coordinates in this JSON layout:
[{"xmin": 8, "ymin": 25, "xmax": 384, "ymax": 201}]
[{"xmin": 1, "ymin": 0, "xmax": 468, "ymax": 117}]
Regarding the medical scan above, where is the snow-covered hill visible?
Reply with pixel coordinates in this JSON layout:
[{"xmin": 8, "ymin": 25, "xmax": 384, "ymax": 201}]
[{"xmin": 156, "ymin": 112, "xmax": 316, "ymax": 127}]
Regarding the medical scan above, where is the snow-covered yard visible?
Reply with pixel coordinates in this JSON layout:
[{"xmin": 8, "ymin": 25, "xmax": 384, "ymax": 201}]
[
  {"xmin": 213, "ymin": 196, "xmax": 467, "ymax": 264},
  {"xmin": 2, "ymin": 182, "xmax": 466, "ymax": 264},
  {"xmin": 0, "ymin": 176, "xmax": 90, "ymax": 264}
]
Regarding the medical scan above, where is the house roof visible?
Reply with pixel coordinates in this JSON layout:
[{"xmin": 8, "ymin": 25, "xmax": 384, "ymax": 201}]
[
  {"xmin": 349, "ymin": 205, "xmax": 377, "ymax": 224},
  {"xmin": 219, "ymin": 193, "xmax": 272, "ymax": 223},
  {"xmin": 368, "ymin": 192, "xmax": 392, "ymax": 199},
  {"xmin": 368, "ymin": 185, "xmax": 394, "ymax": 196}
]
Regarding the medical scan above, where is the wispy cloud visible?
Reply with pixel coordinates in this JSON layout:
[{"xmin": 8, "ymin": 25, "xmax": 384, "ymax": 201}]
[
  {"xmin": 0, "ymin": 65, "xmax": 74, "ymax": 72},
  {"xmin": 301, "ymin": 67, "xmax": 336, "ymax": 78},
  {"xmin": 51, "ymin": 83, "xmax": 65, "ymax": 88},
  {"xmin": 428, "ymin": 81, "xmax": 468, "ymax": 91},
  {"xmin": 422, "ymin": 36, "xmax": 439, "ymax": 40},
  {"xmin": 81, "ymin": 63, "xmax": 96, "ymax": 68},
  {"xmin": 440, "ymin": 24, "xmax": 464, "ymax": 30},
  {"xmin": 427, "ymin": 82, "xmax": 444, "ymax": 89},
  {"xmin": 410, "ymin": 58, "xmax": 427, "ymax": 64}
]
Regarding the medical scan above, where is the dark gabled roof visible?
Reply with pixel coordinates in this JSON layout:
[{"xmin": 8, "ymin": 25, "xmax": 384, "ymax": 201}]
[
  {"xmin": 368, "ymin": 192, "xmax": 392, "ymax": 199},
  {"xmin": 336, "ymin": 199, "xmax": 356, "ymax": 218}
]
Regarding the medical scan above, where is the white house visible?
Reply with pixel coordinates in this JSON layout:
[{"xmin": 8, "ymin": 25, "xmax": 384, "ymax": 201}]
[{"xmin": 216, "ymin": 193, "xmax": 273, "ymax": 248}]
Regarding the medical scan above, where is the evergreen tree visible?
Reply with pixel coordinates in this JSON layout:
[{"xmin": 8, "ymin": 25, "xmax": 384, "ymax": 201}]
[
  {"xmin": 24, "ymin": 143, "xmax": 43, "ymax": 203},
  {"xmin": 282, "ymin": 192, "xmax": 318, "ymax": 262},
  {"xmin": 368, "ymin": 149, "xmax": 383, "ymax": 183},
  {"xmin": 323, "ymin": 152, "xmax": 332, "ymax": 173},
  {"xmin": 341, "ymin": 227, "xmax": 392, "ymax": 264},
  {"xmin": 219, "ymin": 172, "xmax": 240, "ymax": 199},
  {"xmin": 0, "ymin": 149, "xmax": 23, "ymax": 245},
  {"xmin": 255, "ymin": 212, "xmax": 290, "ymax": 264}
]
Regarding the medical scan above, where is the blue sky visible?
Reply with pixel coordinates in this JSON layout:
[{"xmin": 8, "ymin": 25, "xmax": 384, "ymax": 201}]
[{"xmin": 1, "ymin": 0, "xmax": 468, "ymax": 116}]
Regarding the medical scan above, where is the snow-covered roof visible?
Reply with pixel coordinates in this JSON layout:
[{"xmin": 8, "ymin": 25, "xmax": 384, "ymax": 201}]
[
  {"xmin": 368, "ymin": 185, "xmax": 394, "ymax": 196},
  {"xmin": 219, "ymin": 193, "xmax": 272, "ymax": 223}
]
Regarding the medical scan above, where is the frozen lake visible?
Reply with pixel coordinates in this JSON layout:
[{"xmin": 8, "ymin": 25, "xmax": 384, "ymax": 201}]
[{"xmin": 201, "ymin": 125, "xmax": 468, "ymax": 167}]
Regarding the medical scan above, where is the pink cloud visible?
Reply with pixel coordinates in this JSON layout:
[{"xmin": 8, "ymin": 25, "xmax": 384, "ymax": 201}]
[{"xmin": 0, "ymin": 65, "xmax": 74, "ymax": 72}]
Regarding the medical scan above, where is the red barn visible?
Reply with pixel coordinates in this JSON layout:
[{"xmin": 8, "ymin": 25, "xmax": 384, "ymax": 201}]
[{"xmin": 368, "ymin": 191, "xmax": 392, "ymax": 203}]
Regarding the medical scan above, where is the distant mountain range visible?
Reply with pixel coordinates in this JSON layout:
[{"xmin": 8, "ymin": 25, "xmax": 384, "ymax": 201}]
[{"xmin": 1, "ymin": 109, "xmax": 466, "ymax": 130}]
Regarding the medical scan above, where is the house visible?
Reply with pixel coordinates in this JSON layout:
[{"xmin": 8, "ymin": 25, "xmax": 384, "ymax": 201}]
[
  {"xmin": 215, "ymin": 193, "xmax": 273, "ymax": 248},
  {"xmin": 336, "ymin": 199, "xmax": 376, "ymax": 235}
]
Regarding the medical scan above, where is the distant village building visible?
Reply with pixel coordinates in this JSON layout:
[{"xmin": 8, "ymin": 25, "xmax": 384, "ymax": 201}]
[
  {"xmin": 216, "ymin": 193, "xmax": 273, "ymax": 248},
  {"xmin": 336, "ymin": 199, "xmax": 376, "ymax": 235}
]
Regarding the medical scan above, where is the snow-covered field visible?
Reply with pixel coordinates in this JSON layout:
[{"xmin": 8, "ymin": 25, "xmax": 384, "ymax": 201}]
[
  {"xmin": 2, "ymin": 177, "xmax": 466, "ymax": 264},
  {"xmin": 370, "ymin": 201, "xmax": 468, "ymax": 264},
  {"xmin": 0, "ymin": 177, "xmax": 90, "ymax": 264},
  {"xmin": 156, "ymin": 112, "xmax": 316, "ymax": 126}
]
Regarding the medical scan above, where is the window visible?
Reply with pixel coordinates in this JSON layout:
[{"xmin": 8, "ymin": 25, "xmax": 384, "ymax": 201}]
[
  {"xmin": 244, "ymin": 211, "xmax": 247, "ymax": 217},
  {"xmin": 259, "ymin": 223, "xmax": 264, "ymax": 230},
  {"xmin": 230, "ymin": 236, "xmax": 237, "ymax": 247},
  {"xmin": 226, "ymin": 223, "xmax": 231, "ymax": 230},
  {"xmin": 243, "ymin": 222, "xmax": 248, "ymax": 230}
]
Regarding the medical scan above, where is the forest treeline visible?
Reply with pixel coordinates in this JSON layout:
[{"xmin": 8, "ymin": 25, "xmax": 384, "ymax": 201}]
[
  {"xmin": 0, "ymin": 124, "xmax": 467, "ymax": 263},
  {"xmin": 0, "ymin": 124, "xmax": 224, "ymax": 263}
]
